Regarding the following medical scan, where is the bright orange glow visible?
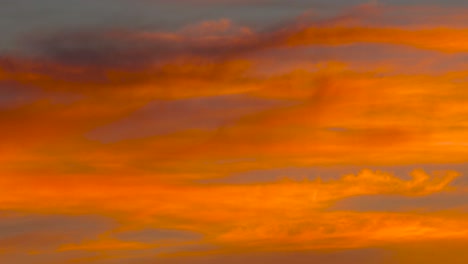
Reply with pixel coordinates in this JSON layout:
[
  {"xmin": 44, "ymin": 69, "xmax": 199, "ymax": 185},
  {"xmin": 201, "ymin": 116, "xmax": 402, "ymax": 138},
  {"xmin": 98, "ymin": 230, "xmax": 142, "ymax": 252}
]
[{"xmin": 0, "ymin": 2, "xmax": 467, "ymax": 264}]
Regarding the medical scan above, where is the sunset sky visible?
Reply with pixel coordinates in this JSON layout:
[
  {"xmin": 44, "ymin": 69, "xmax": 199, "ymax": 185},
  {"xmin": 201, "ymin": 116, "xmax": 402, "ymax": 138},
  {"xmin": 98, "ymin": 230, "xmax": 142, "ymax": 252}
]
[{"xmin": 1, "ymin": 1, "xmax": 468, "ymax": 263}]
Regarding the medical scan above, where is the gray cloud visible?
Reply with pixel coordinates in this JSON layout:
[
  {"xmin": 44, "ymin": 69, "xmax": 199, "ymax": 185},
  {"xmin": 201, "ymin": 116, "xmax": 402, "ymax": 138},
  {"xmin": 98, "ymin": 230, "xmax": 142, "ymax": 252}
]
[{"xmin": 0, "ymin": 212, "xmax": 114, "ymax": 252}]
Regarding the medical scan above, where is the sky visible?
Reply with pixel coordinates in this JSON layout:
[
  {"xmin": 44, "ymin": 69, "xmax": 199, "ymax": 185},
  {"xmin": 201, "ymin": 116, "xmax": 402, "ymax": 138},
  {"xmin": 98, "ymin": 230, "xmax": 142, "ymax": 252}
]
[{"xmin": 0, "ymin": 0, "xmax": 468, "ymax": 263}]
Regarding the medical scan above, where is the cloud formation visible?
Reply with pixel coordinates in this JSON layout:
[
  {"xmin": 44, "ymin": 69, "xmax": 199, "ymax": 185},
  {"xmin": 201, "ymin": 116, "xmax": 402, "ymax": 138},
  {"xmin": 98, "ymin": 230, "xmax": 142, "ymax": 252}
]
[{"xmin": 0, "ymin": 2, "xmax": 467, "ymax": 264}]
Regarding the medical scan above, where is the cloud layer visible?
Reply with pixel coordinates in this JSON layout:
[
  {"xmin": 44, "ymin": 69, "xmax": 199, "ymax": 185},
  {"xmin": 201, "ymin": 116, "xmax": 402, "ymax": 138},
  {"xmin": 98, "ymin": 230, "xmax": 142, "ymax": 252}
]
[{"xmin": 0, "ymin": 2, "xmax": 467, "ymax": 264}]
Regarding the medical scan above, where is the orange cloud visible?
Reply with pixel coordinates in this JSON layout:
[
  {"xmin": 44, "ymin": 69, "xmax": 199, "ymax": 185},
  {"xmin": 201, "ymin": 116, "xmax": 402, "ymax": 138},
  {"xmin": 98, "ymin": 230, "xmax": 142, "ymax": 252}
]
[
  {"xmin": 1, "ymin": 4, "xmax": 468, "ymax": 263},
  {"xmin": 0, "ymin": 169, "xmax": 463, "ymax": 254},
  {"xmin": 287, "ymin": 27, "xmax": 468, "ymax": 53}
]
